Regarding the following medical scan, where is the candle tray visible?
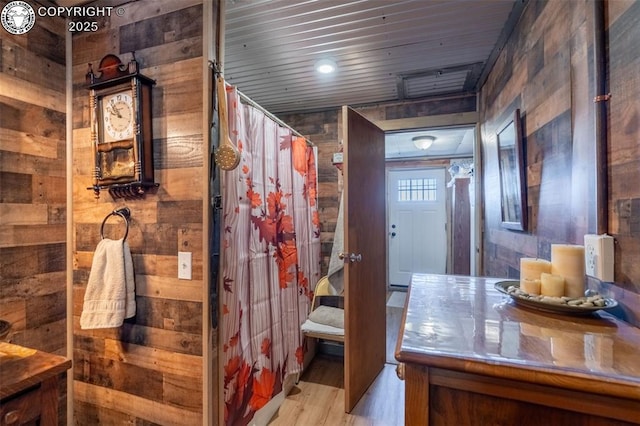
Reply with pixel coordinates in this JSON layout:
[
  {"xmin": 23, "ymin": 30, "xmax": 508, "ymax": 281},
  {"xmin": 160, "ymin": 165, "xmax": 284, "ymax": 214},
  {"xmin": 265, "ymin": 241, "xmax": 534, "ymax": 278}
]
[{"xmin": 494, "ymin": 281, "xmax": 618, "ymax": 316}]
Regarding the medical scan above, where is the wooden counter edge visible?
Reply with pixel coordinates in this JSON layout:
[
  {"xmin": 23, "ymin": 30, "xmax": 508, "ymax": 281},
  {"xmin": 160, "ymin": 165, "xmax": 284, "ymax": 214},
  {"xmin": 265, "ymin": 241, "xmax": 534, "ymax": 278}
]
[
  {"xmin": 395, "ymin": 349, "xmax": 640, "ymax": 403},
  {"xmin": 0, "ymin": 346, "xmax": 73, "ymax": 400}
]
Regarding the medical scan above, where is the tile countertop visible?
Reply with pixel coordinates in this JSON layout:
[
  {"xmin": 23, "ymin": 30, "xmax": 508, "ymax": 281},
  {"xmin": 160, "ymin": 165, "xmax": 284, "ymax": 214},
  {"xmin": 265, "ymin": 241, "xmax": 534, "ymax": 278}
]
[
  {"xmin": 395, "ymin": 274, "xmax": 640, "ymax": 402},
  {"xmin": 0, "ymin": 342, "xmax": 72, "ymax": 399}
]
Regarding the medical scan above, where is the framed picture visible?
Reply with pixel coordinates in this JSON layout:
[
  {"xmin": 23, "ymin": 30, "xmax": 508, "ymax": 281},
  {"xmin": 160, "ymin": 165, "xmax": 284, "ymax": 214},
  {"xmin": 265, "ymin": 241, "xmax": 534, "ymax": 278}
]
[{"xmin": 496, "ymin": 109, "xmax": 527, "ymax": 231}]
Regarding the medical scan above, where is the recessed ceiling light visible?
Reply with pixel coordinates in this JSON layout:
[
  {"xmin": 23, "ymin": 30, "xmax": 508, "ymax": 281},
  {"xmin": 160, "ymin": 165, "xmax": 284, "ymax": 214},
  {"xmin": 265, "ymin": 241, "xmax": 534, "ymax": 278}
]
[{"xmin": 315, "ymin": 59, "xmax": 337, "ymax": 74}]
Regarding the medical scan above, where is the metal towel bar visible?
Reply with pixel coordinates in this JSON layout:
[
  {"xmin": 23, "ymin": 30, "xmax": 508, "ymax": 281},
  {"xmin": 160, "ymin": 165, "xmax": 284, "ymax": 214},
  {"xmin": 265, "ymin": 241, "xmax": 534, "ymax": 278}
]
[{"xmin": 100, "ymin": 207, "xmax": 131, "ymax": 241}]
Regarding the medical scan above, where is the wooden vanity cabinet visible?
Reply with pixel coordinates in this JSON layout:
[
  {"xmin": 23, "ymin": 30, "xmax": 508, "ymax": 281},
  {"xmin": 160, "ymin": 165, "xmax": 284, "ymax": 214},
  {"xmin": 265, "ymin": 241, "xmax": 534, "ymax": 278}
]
[
  {"xmin": 1, "ymin": 385, "xmax": 42, "ymax": 425},
  {"xmin": 0, "ymin": 343, "xmax": 71, "ymax": 426},
  {"xmin": 396, "ymin": 274, "xmax": 640, "ymax": 425}
]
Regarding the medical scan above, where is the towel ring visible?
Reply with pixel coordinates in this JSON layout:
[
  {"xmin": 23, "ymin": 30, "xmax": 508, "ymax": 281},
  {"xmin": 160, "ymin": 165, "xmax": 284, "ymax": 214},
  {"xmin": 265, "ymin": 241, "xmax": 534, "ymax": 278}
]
[{"xmin": 100, "ymin": 207, "xmax": 131, "ymax": 241}]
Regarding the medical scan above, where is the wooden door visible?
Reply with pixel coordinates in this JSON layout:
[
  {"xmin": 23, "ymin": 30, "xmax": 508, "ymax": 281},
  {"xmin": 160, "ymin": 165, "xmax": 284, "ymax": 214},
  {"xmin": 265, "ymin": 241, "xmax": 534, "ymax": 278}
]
[{"xmin": 342, "ymin": 106, "xmax": 387, "ymax": 412}]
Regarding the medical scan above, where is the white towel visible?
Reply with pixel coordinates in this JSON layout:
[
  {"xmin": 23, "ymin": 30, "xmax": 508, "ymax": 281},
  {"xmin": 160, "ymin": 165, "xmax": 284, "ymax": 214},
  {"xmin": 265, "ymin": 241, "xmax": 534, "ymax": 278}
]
[
  {"xmin": 80, "ymin": 238, "xmax": 136, "ymax": 329},
  {"xmin": 327, "ymin": 192, "xmax": 345, "ymax": 293}
]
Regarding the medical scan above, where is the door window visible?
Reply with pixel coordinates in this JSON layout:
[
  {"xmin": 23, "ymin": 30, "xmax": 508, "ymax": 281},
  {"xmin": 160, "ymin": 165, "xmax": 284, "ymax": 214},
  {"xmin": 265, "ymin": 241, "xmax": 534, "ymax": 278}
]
[{"xmin": 397, "ymin": 178, "xmax": 437, "ymax": 202}]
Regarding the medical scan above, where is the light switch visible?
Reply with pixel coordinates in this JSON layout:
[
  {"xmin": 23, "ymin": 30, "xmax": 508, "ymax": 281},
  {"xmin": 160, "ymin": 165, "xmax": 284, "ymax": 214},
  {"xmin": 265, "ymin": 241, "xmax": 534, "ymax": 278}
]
[{"xmin": 178, "ymin": 251, "xmax": 192, "ymax": 280}]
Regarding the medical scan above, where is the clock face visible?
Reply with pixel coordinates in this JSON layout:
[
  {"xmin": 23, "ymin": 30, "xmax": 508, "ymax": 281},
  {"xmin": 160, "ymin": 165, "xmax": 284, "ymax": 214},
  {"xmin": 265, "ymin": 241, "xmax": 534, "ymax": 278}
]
[{"xmin": 101, "ymin": 91, "xmax": 134, "ymax": 142}]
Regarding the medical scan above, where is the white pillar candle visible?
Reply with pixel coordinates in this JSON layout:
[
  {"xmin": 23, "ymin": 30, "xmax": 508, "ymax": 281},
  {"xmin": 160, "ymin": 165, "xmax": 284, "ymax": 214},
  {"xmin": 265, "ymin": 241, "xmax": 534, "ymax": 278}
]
[
  {"xmin": 520, "ymin": 258, "xmax": 551, "ymax": 293},
  {"xmin": 540, "ymin": 272, "xmax": 565, "ymax": 297},
  {"xmin": 520, "ymin": 258, "xmax": 552, "ymax": 280},
  {"xmin": 551, "ymin": 244, "xmax": 585, "ymax": 298},
  {"xmin": 520, "ymin": 278, "xmax": 541, "ymax": 295}
]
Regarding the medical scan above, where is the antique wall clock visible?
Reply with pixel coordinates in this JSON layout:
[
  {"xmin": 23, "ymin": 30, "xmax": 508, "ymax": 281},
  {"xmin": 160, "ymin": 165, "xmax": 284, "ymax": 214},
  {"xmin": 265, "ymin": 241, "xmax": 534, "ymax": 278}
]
[{"xmin": 87, "ymin": 53, "xmax": 157, "ymax": 199}]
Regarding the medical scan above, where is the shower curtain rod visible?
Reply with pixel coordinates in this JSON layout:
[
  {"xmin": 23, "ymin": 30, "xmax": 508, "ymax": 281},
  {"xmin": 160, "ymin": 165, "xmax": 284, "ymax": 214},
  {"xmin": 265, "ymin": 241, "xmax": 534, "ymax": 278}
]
[
  {"xmin": 209, "ymin": 61, "xmax": 312, "ymax": 146},
  {"xmin": 230, "ymin": 84, "xmax": 314, "ymax": 147}
]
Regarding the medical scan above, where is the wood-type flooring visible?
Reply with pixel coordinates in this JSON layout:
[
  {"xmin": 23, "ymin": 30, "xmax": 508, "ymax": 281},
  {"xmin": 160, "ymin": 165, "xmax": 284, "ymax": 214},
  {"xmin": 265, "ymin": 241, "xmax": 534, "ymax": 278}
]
[{"xmin": 269, "ymin": 295, "xmax": 405, "ymax": 425}]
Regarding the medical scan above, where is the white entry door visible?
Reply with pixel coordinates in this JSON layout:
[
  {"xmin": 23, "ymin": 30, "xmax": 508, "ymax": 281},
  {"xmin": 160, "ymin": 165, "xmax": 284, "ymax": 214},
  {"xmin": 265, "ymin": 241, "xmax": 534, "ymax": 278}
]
[{"xmin": 388, "ymin": 168, "xmax": 447, "ymax": 286}]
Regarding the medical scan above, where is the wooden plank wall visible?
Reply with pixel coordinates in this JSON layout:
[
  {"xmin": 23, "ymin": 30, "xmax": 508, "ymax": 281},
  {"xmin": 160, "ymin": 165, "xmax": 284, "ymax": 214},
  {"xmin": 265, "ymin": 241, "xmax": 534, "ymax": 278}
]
[
  {"xmin": 280, "ymin": 94, "xmax": 476, "ymax": 276},
  {"xmin": 0, "ymin": 0, "xmax": 67, "ymax": 422},
  {"xmin": 71, "ymin": 1, "xmax": 208, "ymax": 423},
  {"xmin": 479, "ymin": 0, "xmax": 640, "ymax": 326},
  {"xmin": 0, "ymin": 0, "xmax": 67, "ymax": 353}
]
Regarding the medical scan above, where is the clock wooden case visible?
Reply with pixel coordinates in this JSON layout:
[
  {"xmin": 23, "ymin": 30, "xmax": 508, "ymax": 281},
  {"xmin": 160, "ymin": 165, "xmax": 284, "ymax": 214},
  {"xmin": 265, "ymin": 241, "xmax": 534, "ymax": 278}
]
[{"xmin": 87, "ymin": 54, "xmax": 157, "ymax": 199}]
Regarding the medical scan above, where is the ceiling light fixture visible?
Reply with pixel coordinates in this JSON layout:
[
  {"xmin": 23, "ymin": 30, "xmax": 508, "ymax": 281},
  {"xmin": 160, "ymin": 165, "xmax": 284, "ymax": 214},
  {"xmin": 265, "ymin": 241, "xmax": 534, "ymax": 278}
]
[
  {"xmin": 413, "ymin": 135, "xmax": 435, "ymax": 150},
  {"xmin": 315, "ymin": 58, "xmax": 337, "ymax": 74}
]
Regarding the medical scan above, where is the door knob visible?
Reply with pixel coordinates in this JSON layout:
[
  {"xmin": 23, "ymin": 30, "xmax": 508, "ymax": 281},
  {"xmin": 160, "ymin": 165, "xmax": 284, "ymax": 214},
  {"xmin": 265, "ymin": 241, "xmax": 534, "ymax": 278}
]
[{"xmin": 339, "ymin": 252, "xmax": 363, "ymax": 263}]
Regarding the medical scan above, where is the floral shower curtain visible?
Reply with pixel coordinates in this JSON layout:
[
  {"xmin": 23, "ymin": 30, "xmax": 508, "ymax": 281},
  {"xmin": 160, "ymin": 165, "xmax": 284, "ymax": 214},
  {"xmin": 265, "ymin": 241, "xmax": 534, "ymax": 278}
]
[{"xmin": 220, "ymin": 84, "xmax": 321, "ymax": 425}]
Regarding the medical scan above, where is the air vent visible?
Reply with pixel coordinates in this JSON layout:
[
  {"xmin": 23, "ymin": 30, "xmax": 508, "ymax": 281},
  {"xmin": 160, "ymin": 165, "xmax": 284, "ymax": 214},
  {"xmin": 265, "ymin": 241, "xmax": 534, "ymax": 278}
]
[{"xmin": 398, "ymin": 62, "xmax": 484, "ymax": 99}]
